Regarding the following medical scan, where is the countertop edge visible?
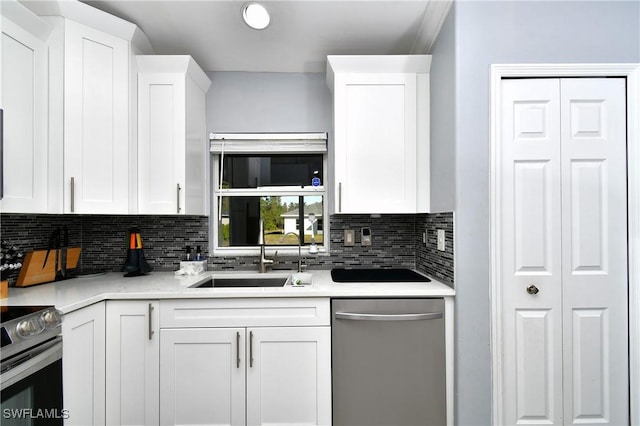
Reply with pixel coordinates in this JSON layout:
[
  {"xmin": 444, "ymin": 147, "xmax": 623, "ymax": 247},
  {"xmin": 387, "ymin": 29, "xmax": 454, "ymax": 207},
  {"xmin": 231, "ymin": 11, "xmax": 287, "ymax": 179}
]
[{"xmin": 2, "ymin": 270, "xmax": 456, "ymax": 314}]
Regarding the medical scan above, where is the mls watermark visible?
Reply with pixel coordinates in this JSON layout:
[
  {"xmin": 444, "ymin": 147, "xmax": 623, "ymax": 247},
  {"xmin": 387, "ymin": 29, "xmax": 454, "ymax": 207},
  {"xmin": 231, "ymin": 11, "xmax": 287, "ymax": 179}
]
[{"xmin": 2, "ymin": 408, "xmax": 70, "ymax": 420}]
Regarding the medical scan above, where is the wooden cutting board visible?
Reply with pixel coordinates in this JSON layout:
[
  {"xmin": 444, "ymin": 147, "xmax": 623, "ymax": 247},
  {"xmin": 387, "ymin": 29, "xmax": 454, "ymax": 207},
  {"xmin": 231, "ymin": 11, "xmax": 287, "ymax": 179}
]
[{"xmin": 16, "ymin": 248, "xmax": 81, "ymax": 287}]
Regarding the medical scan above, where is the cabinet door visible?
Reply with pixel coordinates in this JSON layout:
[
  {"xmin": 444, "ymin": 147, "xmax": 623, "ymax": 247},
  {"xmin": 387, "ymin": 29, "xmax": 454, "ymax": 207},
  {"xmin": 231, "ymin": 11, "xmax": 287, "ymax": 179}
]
[
  {"xmin": 63, "ymin": 19, "xmax": 129, "ymax": 214},
  {"xmin": 106, "ymin": 301, "xmax": 159, "ymax": 425},
  {"xmin": 160, "ymin": 328, "xmax": 246, "ymax": 426},
  {"xmin": 0, "ymin": 17, "xmax": 48, "ymax": 212},
  {"xmin": 334, "ymin": 73, "xmax": 417, "ymax": 213},
  {"xmin": 62, "ymin": 302, "xmax": 106, "ymax": 426},
  {"xmin": 247, "ymin": 327, "xmax": 331, "ymax": 426},
  {"xmin": 137, "ymin": 72, "xmax": 185, "ymax": 214}
]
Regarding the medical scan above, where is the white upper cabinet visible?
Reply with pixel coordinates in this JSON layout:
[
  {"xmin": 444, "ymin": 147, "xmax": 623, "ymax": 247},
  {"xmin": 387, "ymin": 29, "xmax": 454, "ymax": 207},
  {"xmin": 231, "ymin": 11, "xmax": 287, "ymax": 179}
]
[
  {"xmin": 20, "ymin": 0, "xmax": 153, "ymax": 214},
  {"xmin": 63, "ymin": 19, "xmax": 130, "ymax": 214},
  {"xmin": 137, "ymin": 56, "xmax": 211, "ymax": 215},
  {"xmin": 0, "ymin": 2, "xmax": 50, "ymax": 213},
  {"xmin": 326, "ymin": 55, "xmax": 431, "ymax": 214}
]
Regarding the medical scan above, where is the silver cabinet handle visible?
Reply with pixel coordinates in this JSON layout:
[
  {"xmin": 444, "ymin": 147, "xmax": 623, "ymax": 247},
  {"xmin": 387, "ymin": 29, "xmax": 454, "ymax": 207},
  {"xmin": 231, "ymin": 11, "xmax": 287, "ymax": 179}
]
[
  {"xmin": 148, "ymin": 303, "xmax": 154, "ymax": 340},
  {"xmin": 70, "ymin": 177, "xmax": 75, "ymax": 213},
  {"xmin": 176, "ymin": 183, "xmax": 182, "ymax": 214},
  {"xmin": 335, "ymin": 312, "xmax": 443, "ymax": 321},
  {"xmin": 338, "ymin": 182, "xmax": 342, "ymax": 212},
  {"xmin": 249, "ymin": 331, "xmax": 254, "ymax": 368},
  {"xmin": 527, "ymin": 284, "xmax": 540, "ymax": 295},
  {"xmin": 236, "ymin": 331, "xmax": 241, "ymax": 369}
]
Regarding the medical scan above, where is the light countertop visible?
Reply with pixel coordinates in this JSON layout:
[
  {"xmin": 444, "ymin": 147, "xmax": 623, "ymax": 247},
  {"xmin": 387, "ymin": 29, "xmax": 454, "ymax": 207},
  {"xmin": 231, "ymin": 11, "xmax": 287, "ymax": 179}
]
[{"xmin": 2, "ymin": 269, "xmax": 455, "ymax": 314}]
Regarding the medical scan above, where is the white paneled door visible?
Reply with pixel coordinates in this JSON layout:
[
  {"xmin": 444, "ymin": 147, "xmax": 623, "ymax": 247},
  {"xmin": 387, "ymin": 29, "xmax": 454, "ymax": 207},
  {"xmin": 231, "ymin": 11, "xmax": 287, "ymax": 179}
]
[{"xmin": 500, "ymin": 78, "xmax": 628, "ymax": 425}]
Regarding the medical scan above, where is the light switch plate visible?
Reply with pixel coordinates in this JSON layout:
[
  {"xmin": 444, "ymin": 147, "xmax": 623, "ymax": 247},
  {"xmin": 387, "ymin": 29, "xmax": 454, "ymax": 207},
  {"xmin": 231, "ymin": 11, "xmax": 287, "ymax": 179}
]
[
  {"xmin": 437, "ymin": 229, "xmax": 446, "ymax": 251},
  {"xmin": 344, "ymin": 229, "xmax": 355, "ymax": 247}
]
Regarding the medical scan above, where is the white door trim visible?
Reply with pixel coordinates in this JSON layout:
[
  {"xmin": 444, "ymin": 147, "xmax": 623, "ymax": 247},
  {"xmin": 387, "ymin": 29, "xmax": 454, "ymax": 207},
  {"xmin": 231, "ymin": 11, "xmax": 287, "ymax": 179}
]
[{"xmin": 489, "ymin": 63, "xmax": 640, "ymax": 425}]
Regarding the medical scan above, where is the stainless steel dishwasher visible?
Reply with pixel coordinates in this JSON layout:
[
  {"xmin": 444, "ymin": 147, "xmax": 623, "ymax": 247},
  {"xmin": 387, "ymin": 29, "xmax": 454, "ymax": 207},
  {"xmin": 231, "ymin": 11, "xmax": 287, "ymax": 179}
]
[{"xmin": 332, "ymin": 298, "xmax": 446, "ymax": 426}]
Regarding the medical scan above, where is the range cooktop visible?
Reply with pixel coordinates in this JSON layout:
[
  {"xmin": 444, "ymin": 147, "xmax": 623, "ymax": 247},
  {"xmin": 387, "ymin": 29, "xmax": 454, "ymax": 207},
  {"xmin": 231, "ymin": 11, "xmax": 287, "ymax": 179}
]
[{"xmin": 330, "ymin": 268, "xmax": 431, "ymax": 283}]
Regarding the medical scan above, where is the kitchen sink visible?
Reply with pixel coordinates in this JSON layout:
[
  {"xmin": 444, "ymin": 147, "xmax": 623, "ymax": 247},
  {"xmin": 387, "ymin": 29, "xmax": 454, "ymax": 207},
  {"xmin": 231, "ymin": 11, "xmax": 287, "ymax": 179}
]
[
  {"xmin": 330, "ymin": 268, "xmax": 431, "ymax": 283},
  {"xmin": 191, "ymin": 276, "xmax": 289, "ymax": 288}
]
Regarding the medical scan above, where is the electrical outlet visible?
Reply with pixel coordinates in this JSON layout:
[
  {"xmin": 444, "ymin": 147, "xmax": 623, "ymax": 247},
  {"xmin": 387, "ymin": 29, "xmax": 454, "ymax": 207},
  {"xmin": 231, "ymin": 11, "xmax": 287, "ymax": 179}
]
[
  {"xmin": 361, "ymin": 227, "xmax": 371, "ymax": 246},
  {"xmin": 344, "ymin": 229, "xmax": 355, "ymax": 247},
  {"xmin": 437, "ymin": 229, "xmax": 446, "ymax": 251}
]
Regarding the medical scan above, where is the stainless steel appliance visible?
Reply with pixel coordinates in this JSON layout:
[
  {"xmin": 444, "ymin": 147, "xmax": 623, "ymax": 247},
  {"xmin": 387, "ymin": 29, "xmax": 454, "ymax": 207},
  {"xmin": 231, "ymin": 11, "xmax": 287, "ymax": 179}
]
[
  {"xmin": 1, "ymin": 306, "xmax": 64, "ymax": 425},
  {"xmin": 332, "ymin": 298, "xmax": 446, "ymax": 426}
]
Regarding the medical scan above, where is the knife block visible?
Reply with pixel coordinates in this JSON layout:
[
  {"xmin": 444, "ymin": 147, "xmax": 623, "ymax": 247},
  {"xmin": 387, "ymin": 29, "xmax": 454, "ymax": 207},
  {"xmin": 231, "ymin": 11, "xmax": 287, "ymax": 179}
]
[{"xmin": 16, "ymin": 248, "xmax": 81, "ymax": 287}]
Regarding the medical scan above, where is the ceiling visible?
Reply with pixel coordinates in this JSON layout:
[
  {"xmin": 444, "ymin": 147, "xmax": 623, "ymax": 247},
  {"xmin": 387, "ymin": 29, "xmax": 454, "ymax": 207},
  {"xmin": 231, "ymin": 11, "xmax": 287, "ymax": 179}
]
[{"xmin": 80, "ymin": 0, "xmax": 452, "ymax": 73}]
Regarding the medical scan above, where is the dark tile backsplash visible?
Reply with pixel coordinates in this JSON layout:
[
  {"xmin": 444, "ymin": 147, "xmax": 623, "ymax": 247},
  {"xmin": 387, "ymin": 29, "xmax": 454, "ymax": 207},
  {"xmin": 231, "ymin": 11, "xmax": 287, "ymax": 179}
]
[
  {"xmin": 415, "ymin": 212, "xmax": 454, "ymax": 285},
  {"xmin": 213, "ymin": 214, "xmax": 418, "ymax": 272},
  {"xmin": 1, "ymin": 212, "xmax": 453, "ymax": 287},
  {"xmin": 0, "ymin": 214, "xmax": 208, "ymax": 282},
  {"xmin": 80, "ymin": 215, "xmax": 209, "ymax": 272}
]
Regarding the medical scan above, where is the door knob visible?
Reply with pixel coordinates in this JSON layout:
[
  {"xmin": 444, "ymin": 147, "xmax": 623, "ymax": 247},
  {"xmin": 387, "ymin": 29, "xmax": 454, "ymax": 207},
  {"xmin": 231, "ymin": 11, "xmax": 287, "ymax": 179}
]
[{"xmin": 526, "ymin": 284, "xmax": 539, "ymax": 295}]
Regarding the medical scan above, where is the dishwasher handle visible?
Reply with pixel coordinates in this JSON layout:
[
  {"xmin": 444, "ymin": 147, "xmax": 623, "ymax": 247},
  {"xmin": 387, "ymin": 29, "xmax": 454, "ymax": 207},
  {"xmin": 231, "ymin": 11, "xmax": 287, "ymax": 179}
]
[{"xmin": 335, "ymin": 312, "xmax": 443, "ymax": 321}]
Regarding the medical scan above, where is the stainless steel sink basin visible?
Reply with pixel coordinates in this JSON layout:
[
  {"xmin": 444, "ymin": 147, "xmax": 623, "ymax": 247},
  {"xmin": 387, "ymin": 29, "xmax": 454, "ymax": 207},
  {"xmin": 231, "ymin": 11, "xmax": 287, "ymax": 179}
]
[{"xmin": 192, "ymin": 276, "xmax": 289, "ymax": 288}]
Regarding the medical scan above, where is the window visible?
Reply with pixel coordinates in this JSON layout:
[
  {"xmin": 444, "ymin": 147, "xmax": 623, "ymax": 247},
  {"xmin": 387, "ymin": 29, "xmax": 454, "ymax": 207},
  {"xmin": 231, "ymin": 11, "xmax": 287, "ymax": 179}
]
[{"xmin": 210, "ymin": 133, "xmax": 328, "ymax": 255}]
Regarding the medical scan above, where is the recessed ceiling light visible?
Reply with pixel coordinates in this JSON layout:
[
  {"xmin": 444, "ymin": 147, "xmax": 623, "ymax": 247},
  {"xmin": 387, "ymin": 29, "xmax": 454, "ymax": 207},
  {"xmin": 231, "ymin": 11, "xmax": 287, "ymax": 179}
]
[{"xmin": 242, "ymin": 2, "xmax": 270, "ymax": 30}]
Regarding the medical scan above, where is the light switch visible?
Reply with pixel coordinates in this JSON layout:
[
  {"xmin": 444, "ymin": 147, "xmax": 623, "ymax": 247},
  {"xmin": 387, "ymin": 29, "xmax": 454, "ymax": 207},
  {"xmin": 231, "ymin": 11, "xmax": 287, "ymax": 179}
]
[
  {"xmin": 437, "ymin": 229, "xmax": 446, "ymax": 251},
  {"xmin": 344, "ymin": 229, "xmax": 355, "ymax": 247}
]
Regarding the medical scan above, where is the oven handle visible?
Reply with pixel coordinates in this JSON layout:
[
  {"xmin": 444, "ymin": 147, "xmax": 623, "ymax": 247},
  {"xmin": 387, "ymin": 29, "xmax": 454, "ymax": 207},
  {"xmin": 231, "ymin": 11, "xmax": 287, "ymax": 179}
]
[{"xmin": 0, "ymin": 336, "xmax": 62, "ymax": 391}]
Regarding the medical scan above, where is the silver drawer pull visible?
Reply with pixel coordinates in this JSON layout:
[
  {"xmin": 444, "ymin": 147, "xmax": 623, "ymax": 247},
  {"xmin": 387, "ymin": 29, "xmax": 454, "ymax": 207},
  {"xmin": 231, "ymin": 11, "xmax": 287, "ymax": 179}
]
[
  {"xmin": 236, "ymin": 331, "xmax": 241, "ymax": 369},
  {"xmin": 335, "ymin": 312, "xmax": 443, "ymax": 321},
  {"xmin": 148, "ymin": 303, "xmax": 154, "ymax": 340},
  {"xmin": 249, "ymin": 331, "xmax": 254, "ymax": 368}
]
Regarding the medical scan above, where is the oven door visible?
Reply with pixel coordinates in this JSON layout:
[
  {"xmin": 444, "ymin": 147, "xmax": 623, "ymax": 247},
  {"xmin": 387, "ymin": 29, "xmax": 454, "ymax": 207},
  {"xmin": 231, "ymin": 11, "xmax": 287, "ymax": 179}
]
[{"xmin": 1, "ymin": 336, "xmax": 64, "ymax": 425}]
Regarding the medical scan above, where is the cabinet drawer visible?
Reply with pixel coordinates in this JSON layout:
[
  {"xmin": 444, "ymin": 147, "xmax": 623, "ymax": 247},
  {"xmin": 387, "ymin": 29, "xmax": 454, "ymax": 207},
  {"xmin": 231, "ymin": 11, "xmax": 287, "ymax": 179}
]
[{"xmin": 160, "ymin": 298, "xmax": 330, "ymax": 328}]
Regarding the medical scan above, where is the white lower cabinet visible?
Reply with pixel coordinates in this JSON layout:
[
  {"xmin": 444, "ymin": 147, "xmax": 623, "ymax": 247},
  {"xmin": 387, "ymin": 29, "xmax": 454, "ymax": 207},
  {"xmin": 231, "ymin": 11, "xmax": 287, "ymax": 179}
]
[
  {"xmin": 246, "ymin": 327, "xmax": 331, "ymax": 426},
  {"xmin": 62, "ymin": 302, "xmax": 106, "ymax": 426},
  {"xmin": 159, "ymin": 326, "xmax": 331, "ymax": 426},
  {"xmin": 64, "ymin": 298, "xmax": 330, "ymax": 426},
  {"xmin": 105, "ymin": 300, "xmax": 159, "ymax": 425},
  {"xmin": 160, "ymin": 328, "xmax": 246, "ymax": 425},
  {"xmin": 159, "ymin": 298, "xmax": 332, "ymax": 426}
]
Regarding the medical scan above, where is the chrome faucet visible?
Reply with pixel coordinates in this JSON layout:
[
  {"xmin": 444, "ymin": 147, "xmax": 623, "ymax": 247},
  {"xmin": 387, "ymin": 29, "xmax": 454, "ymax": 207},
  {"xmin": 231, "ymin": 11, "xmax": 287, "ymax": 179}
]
[
  {"xmin": 258, "ymin": 219, "xmax": 275, "ymax": 273},
  {"xmin": 281, "ymin": 232, "xmax": 304, "ymax": 273}
]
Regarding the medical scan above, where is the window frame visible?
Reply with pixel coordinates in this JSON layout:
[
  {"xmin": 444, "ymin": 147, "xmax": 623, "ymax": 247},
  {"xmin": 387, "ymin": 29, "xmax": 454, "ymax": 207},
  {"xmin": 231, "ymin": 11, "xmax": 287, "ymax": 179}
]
[{"xmin": 209, "ymin": 134, "xmax": 329, "ymax": 257}]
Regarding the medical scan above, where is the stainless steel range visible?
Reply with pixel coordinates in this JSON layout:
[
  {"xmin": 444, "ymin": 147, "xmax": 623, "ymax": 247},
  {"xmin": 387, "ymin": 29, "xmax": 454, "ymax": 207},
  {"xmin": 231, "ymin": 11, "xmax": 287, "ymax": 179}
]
[{"xmin": 1, "ymin": 306, "xmax": 65, "ymax": 425}]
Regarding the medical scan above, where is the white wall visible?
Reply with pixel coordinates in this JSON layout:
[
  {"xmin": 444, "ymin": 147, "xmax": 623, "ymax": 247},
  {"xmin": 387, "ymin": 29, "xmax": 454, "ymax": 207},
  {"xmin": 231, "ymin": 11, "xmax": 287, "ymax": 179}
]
[
  {"xmin": 429, "ymin": 7, "xmax": 456, "ymax": 213},
  {"xmin": 449, "ymin": 1, "xmax": 640, "ymax": 424}
]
